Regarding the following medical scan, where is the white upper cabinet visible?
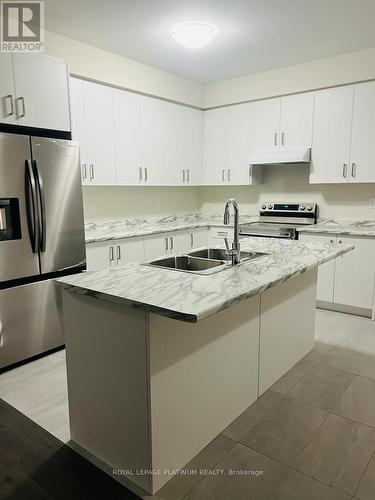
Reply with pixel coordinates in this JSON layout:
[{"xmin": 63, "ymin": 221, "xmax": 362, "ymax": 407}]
[
  {"xmin": 279, "ymin": 93, "xmax": 313, "ymax": 149},
  {"xmin": 202, "ymin": 107, "xmax": 227, "ymax": 185},
  {"xmin": 12, "ymin": 54, "xmax": 70, "ymax": 131},
  {"xmin": 310, "ymin": 86, "xmax": 354, "ymax": 184},
  {"xmin": 349, "ymin": 81, "xmax": 375, "ymax": 183},
  {"xmin": 82, "ymin": 81, "xmax": 117, "ymax": 185},
  {"xmin": 227, "ymin": 103, "xmax": 252, "ymax": 185},
  {"xmin": 113, "ymin": 89, "xmax": 142, "ymax": 185},
  {"xmin": 140, "ymin": 95, "xmax": 166, "ymax": 185},
  {"xmin": 250, "ymin": 98, "xmax": 280, "ymax": 152},
  {"xmin": 179, "ymin": 105, "xmax": 202, "ymax": 185},
  {"xmin": 69, "ymin": 78, "xmax": 88, "ymax": 183},
  {"xmin": 0, "ymin": 54, "xmax": 16, "ymax": 124},
  {"xmin": 203, "ymin": 104, "xmax": 261, "ymax": 185},
  {"xmin": 250, "ymin": 93, "xmax": 313, "ymax": 153},
  {"xmin": 0, "ymin": 53, "xmax": 70, "ymax": 131}
]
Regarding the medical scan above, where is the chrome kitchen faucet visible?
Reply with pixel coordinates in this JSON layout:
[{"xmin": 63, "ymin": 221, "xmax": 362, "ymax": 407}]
[{"xmin": 223, "ymin": 198, "xmax": 241, "ymax": 265}]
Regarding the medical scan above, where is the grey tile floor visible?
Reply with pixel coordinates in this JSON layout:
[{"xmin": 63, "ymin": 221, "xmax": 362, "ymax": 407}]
[{"xmin": 1, "ymin": 309, "xmax": 375, "ymax": 499}]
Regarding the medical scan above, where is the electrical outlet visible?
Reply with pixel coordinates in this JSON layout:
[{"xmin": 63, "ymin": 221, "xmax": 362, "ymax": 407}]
[{"xmin": 369, "ymin": 198, "xmax": 375, "ymax": 209}]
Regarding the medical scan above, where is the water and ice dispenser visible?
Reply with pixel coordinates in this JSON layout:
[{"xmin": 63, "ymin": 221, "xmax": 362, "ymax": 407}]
[{"xmin": 0, "ymin": 199, "xmax": 21, "ymax": 241}]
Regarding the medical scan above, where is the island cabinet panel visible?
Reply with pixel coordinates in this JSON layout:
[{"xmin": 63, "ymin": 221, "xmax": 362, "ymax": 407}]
[
  {"xmin": 148, "ymin": 295, "xmax": 260, "ymax": 493},
  {"xmin": 62, "ymin": 291, "xmax": 152, "ymax": 493},
  {"xmin": 258, "ymin": 268, "xmax": 317, "ymax": 395}
]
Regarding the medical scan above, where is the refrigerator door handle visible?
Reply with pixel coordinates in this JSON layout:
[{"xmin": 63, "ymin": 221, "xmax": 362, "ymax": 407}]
[
  {"xmin": 25, "ymin": 159, "xmax": 39, "ymax": 253},
  {"xmin": 33, "ymin": 159, "xmax": 46, "ymax": 253}
]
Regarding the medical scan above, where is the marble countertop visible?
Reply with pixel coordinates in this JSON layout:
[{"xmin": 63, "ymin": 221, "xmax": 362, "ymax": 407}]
[
  {"xmin": 57, "ymin": 237, "xmax": 353, "ymax": 323},
  {"xmin": 297, "ymin": 218, "xmax": 375, "ymax": 237},
  {"xmin": 85, "ymin": 213, "xmax": 258, "ymax": 243}
]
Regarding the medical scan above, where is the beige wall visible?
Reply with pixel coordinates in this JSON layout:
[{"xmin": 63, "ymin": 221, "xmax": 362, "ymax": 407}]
[
  {"xmin": 45, "ymin": 30, "xmax": 203, "ymax": 107},
  {"xmin": 203, "ymin": 47, "xmax": 375, "ymax": 108},
  {"xmin": 198, "ymin": 166, "xmax": 375, "ymax": 219},
  {"xmin": 83, "ymin": 186, "xmax": 200, "ymax": 221}
]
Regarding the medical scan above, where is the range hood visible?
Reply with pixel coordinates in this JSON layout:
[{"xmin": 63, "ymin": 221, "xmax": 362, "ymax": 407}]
[{"xmin": 246, "ymin": 148, "xmax": 311, "ymax": 166}]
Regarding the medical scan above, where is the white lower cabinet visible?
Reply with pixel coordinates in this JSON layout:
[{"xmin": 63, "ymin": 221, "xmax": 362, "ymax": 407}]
[
  {"xmin": 334, "ymin": 236, "xmax": 375, "ymax": 310},
  {"xmin": 86, "ymin": 237, "xmax": 144, "ymax": 271},
  {"xmin": 143, "ymin": 230, "xmax": 199, "ymax": 260},
  {"xmin": 209, "ymin": 226, "xmax": 234, "ymax": 246},
  {"xmin": 187, "ymin": 228, "xmax": 209, "ymax": 250},
  {"xmin": 299, "ymin": 233, "xmax": 375, "ymax": 313},
  {"xmin": 299, "ymin": 233, "xmax": 336, "ymax": 302}
]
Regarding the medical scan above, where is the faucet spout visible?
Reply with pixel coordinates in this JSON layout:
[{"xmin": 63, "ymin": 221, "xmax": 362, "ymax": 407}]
[{"xmin": 223, "ymin": 198, "xmax": 241, "ymax": 265}]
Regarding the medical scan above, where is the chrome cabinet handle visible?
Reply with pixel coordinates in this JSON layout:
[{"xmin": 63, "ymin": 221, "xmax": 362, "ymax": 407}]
[
  {"xmin": 139, "ymin": 167, "xmax": 143, "ymax": 182},
  {"xmin": 144, "ymin": 167, "xmax": 148, "ymax": 182},
  {"xmin": 222, "ymin": 169, "xmax": 225, "ymax": 182},
  {"xmin": 165, "ymin": 237, "xmax": 169, "ymax": 251},
  {"xmin": 82, "ymin": 163, "xmax": 87, "ymax": 181},
  {"xmin": 169, "ymin": 237, "xmax": 174, "ymax": 250},
  {"xmin": 187, "ymin": 169, "xmax": 190, "ymax": 182},
  {"xmin": 182, "ymin": 169, "xmax": 185, "ymax": 182},
  {"xmin": 274, "ymin": 132, "xmax": 278, "ymax": 146},
  {"xmin": 16, "ymin": 96, "xmax": 26, "ymax": 118},
  {"xmin": 281, "ymin": 132, "xmax": 285, "ymax": 146},
  {"xmin": 3, "ymin": 94, "xmax": 14, "ymax": 116},
  {"xmin": 227, "ymin": 169, "xmax": 231, "ymax": 182},
  {"xmin": 351, "ymin": 163, "xmax": 356, "ymax": 178},
  {"xmin": 116, "ymin": 245, "xmax": 121, "ymax": 261},
  {"xmin": 342, "ymin": 163, "xmax": 348, "ymax": 178},
  {"xmin": 89, "ymin": 164, "xmax": 94, "ymax": 181},
  {"xmin": 109, "ymin": 246, "xmax": 114, "ymax": 262},
  {"xmin": 190, "ymin": 233, "xmax": 194, "ymax": 246}
]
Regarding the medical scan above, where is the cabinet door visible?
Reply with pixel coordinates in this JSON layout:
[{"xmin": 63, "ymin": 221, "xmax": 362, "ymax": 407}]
[
  {"xmin": 280, "ymin": 93, "xmax": 313, "ymax": 149},
  {"xmin": 86, "ymin": 242, "xmax": 112, "ymax": 271},
  {"xmin": 202, "ymin": 108, "xmax": 227, "ymax": 185},
  {"xmin": 163, "ymin": 101, "xmax": 185, "ymax": 185},
  {"xmin": 188, "ymin": 228, "xmax": 209, "ymax": 250},
  {"xmin": 310, "ymin": 86, "xmax": 353, "ymax": 184},
  {"xmin": 334, "ymin": 236, "xmax": 375, "ymax": 310},
  {"xmin": 0, "ymin": 53, "xmax": 16, "ymax": 124},
  {"xmin": 250, "ymin": 98, "xmax": 280, "ymax": 152},
  {"xmin": 113, "ymin": 89, "xmax": 142, "ymax": 185},
  {"xmin": 114, "ymin": 237, "xmax": 145, "ymax": 265},
  {"xmin": 144, "ymin": 233, "xmax": 170, "ymax": 260},
  {"xmin": 69, "ymin": 78, "xmax": 88, "ymax": 184},
  {"xmin": 140, "ymin": 96, "xmax": 166, "ymax": 185},
  {"xmin": 181, "ymin": 106, "xmax": 202, "ymax": 186},
  {"xmin": 350, "ymin": 82, "xmax": 375, "ymax": 183},
  {"xmin": 83, "ymin": 81, "xmax": 117, "ymax": 185},
  {"xmin": 227, "ymin": 104, "xmax": 252, "ymax": 185},
  {"xmin": 12, "ymin": 54, "xmax": 70, "ymax": 131},
  {"xmin": 299, "ymin": 233, "xmax": 336, "ymax": 302}
]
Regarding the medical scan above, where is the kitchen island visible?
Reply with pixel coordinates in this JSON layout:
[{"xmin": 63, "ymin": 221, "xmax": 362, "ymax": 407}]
[{"xmin": 57, "ymin": 237, "xmax": 352, "ymax": 495}]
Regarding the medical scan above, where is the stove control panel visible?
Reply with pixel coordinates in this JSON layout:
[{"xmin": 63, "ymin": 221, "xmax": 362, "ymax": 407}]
[{"xmin": 259, "ymin": 203, "xmax": 317, "ymax": 214}]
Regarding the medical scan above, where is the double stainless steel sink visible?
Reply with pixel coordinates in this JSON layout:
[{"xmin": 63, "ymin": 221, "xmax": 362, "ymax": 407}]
[{"xmin": 143, "ymin": 247, "xmax": 267, "ymax": 275}]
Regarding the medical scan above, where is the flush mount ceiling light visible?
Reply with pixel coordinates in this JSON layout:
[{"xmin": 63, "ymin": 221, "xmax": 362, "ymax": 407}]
[{"xmin": 170, "ymin": 21, "xmax": 219, "ymax": 49}]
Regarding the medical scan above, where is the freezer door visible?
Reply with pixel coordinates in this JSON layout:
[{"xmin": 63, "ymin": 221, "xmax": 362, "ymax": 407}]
[
  {"xmin": 0, "ymin": 280, "xmax": 64, "ymax": 369},
  {"xmin": 0, "ymin": 132, "xmax": 40, "ymax": 283},
  {"xmin": 31, "ymin": 137, "xmax": 86, "ymax": 275}
]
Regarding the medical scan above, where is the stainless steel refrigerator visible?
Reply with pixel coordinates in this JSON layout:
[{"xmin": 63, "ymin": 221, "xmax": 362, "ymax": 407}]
[{"xmin": 0, "ymin": 132, "xmax": 86, "ymax": 370}]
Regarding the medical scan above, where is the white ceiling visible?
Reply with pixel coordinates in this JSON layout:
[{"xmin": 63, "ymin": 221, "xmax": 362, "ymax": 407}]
[{"xmin": 45, "ymin": 0, "xmax": 375, "ymax": 84}]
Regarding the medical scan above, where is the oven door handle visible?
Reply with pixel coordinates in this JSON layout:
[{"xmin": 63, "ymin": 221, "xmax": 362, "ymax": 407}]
[
  {"xmin": 25, "ymin": 159, "xmax": 39, "ymax": 253},
  {"xmin": 240, "ymin": 232, "xmax": 293, "ymax": 239},
  {"xmin": 33, "ymin": 160, "xmax": 46, "ymax": 253}
]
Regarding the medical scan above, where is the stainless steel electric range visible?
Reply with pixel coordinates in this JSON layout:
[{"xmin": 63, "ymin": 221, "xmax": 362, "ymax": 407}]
[{"xmin": 239, "ymin": 202, "xmax": 318, "ymax": 240}]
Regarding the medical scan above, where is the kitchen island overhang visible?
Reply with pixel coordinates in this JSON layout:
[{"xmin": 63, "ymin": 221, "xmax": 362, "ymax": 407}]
[{"xmin": 56, "ymin": 237, "xmax": 353, "ymax": 495}]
